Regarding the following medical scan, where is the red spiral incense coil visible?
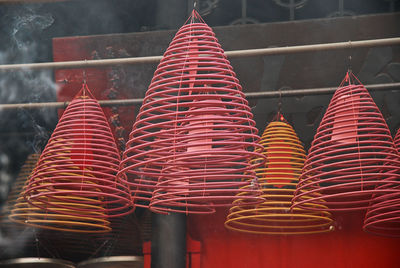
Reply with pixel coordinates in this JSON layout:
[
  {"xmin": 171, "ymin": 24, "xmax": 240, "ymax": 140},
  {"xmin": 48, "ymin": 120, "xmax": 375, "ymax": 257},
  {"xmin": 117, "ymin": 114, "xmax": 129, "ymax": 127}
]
[
  {"xmin": 363, "ymin": 128, "xmax": 400, "ymax": 236},
  {"xmin": 395, "ymin": 128, "xmax": 400, "ymax": 153},
  {"xmin": 21, "ymin": 84, "xmax": 133, "ymax": 232},
  {"xmin": 225, "ymin": 114, "xmax": 333, "ymax": 234},
  {"xmin": 292, "ymin": 72, "xmax": 400, "ymax": 212},
  {"xmin": 118, "ymin": 10, "xmax": 265, "ymax": 214}
]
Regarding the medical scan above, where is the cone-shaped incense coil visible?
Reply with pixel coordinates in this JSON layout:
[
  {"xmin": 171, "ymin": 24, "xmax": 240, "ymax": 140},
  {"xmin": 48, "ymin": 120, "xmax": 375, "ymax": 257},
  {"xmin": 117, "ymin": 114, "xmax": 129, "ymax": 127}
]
[
  {"xmin": 4, "ymin": 154, "xmax": 40, "ymax": 211},
  {"xmin": 11, "ymin": 184, "xmax": 112, "ymax": 233},
  {"xmin": 19, "ymin": 84, "xmax": 133, "ymax": 233},
  {"xmin": 394, "ymin": 128, "xmax": 400, "ymax": 153},
  {"xmin": 0, "ymin": 154, "xmax": 39, "ymax": 254},
  {"xmin": 2, "ymin": 154, "xmax": 39, "ymax": 225},
  {"xmin": 7, "ymin": 158, "xmax": 108, "ymax": 258},
  {"xmin": 363, "ymin": 128, "xmax": 400, "ymax": 236},
  {"xmin": 225, "ymin": 114, "xmax": 333, "ymax": 234},
  {"xmin": 119, "ymin": 10, "xmax": 265, "ymax": 214},
  {"xmin": 292, "ymin": 72, "xmax": 400, "ymax": 212}
]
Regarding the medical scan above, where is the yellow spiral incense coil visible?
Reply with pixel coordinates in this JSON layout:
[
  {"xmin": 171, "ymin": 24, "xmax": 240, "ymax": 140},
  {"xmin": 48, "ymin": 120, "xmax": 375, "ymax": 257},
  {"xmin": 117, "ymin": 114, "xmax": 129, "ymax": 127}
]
[
  {"xmin": 9, "ymin": 141, "xmax": 112, "ymax": 233},
  {"xmin": 4, "ymin": 154, "xmax": 40, "ymax": 209},
  {"xmin": 0, "ymin": 154, "xmax": 39, "ymax": 232},
  {"xmin": 225, "ymin": 114, "xmax": 334, "ymax": 235},
  {"xmin": 10, "ymin": 195, "xmax": 111, "ymax": 233},
  {"xmin": 0, "ymin": 154, "xmax": 40, "ymax": 257}
]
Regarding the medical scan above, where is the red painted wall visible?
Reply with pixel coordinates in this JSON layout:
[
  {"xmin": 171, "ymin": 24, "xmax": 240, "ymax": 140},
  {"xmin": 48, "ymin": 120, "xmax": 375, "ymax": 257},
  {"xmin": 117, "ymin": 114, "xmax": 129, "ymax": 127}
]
[{"xmin": 189, "ymin": 208, "xmax": 400, "ymax": 268}]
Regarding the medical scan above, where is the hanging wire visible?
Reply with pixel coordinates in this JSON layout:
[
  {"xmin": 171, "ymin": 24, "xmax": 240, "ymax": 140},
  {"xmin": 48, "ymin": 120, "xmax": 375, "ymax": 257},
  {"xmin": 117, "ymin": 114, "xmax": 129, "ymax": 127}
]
[
  {"xmin": 346, "ymin": 53, "xmax": 353, "ymax": 85},
  {"xmin": 347, "ymin": 55, "xmax": 352, "ymax": 73},
  {"xmin": 34, "ymin": 230, "xmax": 40, "ymax": 259},
  {"xmin": 83, "ymin": 67, "xmax": 87, "ymax": 87},
  {"xmin": 278, "ymin": 88, "xmax": 282, "ymax": 115},
  {"xmin": 272, "ymin": 89, "xmax": 288, "ymax": 123},
  {"xmin": 346, "ymin": 40, "xmax": 354, "ymax": 85}
]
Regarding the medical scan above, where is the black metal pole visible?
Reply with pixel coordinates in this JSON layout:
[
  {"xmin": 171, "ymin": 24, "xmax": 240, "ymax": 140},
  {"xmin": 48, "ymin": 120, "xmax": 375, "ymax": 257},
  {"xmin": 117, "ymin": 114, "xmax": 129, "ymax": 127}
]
[{"xmin": 151, "ymin": 213, "xmax": 186, "ymax": 268}]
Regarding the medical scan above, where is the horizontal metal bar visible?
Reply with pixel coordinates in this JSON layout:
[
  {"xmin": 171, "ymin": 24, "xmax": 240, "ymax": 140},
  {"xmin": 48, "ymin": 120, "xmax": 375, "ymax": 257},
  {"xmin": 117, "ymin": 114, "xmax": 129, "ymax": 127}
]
[
  {"xmin": 226, "ymin": 37, "xmax": 400, "ymax": 58},
  {"xmin": 245, "ymin": 82, "xmax": 400, "ymax": 98},
  {"xmin": 1, "ymin": 82, "xmax": 398, "ymax": 110},
  {"xmin": 0, "ymin": 37, "xmax": 399, "ymax": 71}
]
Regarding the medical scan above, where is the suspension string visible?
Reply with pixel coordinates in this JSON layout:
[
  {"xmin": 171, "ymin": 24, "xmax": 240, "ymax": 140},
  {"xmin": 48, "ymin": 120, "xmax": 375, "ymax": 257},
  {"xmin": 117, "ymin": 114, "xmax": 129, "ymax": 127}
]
[
  {"xmin": 278, "ymin": 88, "xmax": 282, "ymax": 116},
  {"xmin": 81, "ymin": 68, "xmax": 87, "ymax": 192},
  {"xmin": 83, "ymin": 66, "xmax": 87, "ymax": 87},
  {"xmin": 34, "ymin": 229, "xmax": 41, "ymax": 259},
  {"xmin": 91, "ymin": 239, "xmax": 110, "ymax": 258},
  {"xmin": 349, "ymin": 80, "xmax": 364, "ymax": 191},
  {"xmin": 347, "ymin": 59, "xmax": 353, "ymax": 85},
  {"xmin": 33, "ymin": 228, "xmax": 57, "ymax": 259},
  {"xmin": 347, "ymin": 40, "xmax": 353, "ymax": 85}
]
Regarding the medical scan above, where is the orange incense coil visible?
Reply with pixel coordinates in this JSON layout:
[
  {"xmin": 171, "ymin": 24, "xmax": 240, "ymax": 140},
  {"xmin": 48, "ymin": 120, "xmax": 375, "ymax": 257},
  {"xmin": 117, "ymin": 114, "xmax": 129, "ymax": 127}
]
[
  {"xmin": 3, "ymin": 154, "xmax": 39, "ymax": 213},
  {"xmin": 0, "ymin": 154, "xmax": 39, "ymax": 256},
  {"xmin": 225, "ymin": 114, "xmax": 333, "ymax": 234},
  {"xmin": 11, "ymin": 147, "xmax": 112, "ymax": 234},
  {"xmin": 10, "ymin": 154, "xmax": 112, "ymax": 233},
  {"xmin": 292, "ymin": 72, "xmax": 400, "ymax": 212},
  {"xmin": 10, "ymin": 193, "xmax": 112, "ymax": 233},
  {"xmin": 1, "ymin": 154, "xmax": 39, "ymax": 226},
  {"xmin": 5, "ymin": 157, "xmax": 98, "ymax": 259},
  {"xmin": 363, "ymin": 128, "xmax": 400, "ymax": 236},
  {"xmin": 19, "ymin": 84, "xmax": 133, "ymax": 233},
  {"xmin": 118, "ymin": 10, "xmax": 265, "ymax": 214}
]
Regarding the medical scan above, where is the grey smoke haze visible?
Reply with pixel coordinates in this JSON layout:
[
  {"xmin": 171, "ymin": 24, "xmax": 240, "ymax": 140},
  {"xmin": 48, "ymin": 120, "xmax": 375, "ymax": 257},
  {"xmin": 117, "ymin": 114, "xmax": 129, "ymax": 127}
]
[
  {"xmin": 0, "ymin": 21, "xmax": 58, "ymax": 264},
  {"xmin": 0, "ymin": 6, "xmax": 57, "ymax": 257},
  {"xmin": 0, "ymin": 5, "xmax": 57, "ymax": 207}
]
